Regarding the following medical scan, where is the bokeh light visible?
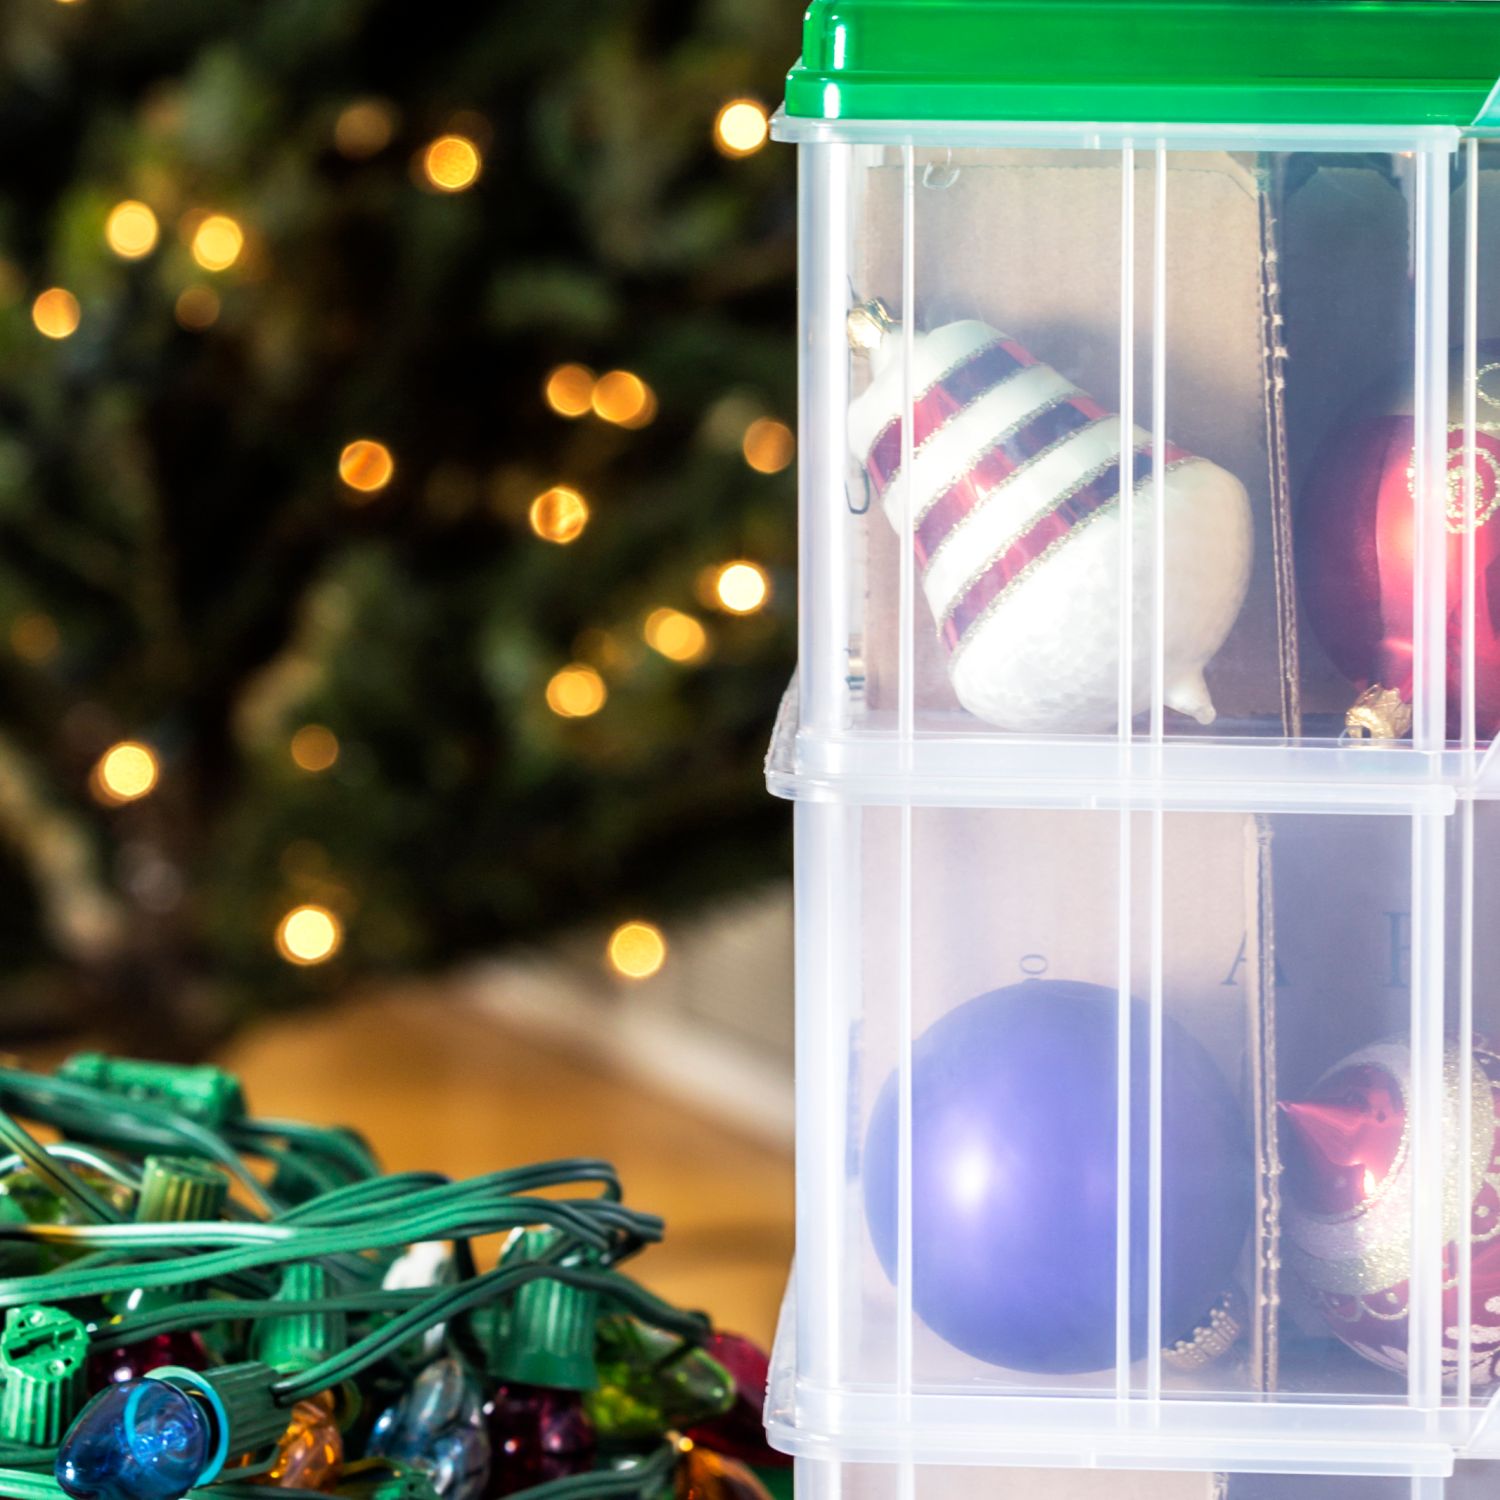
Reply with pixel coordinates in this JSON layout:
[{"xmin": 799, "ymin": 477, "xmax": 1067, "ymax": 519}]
[
  {"xmin": 335, "ymin": 99, "xmax": 397, "ymax": 159},
  {"xmin": 191, "ymin": 215, "xmax": 244, "ymax": 272},
  {"xmin": 714, "ymin": 99, "xmax": 769, "ymax": 157},
  {"xmin": 105, "ymin": 201, "xmax": 160, "ymax": 259},
  {"xmin": 32, "ymin": 289, "xmax": 80, "ymax": 340},
  {"xmin": 544, "ymin": 364, "xmax": 595, "ymax": 418},
  {"xmin": 338, "ymin": 439, "xmax": 395, "ymax": 495},
  {"xmin": 92, "ymin": 742, "xmax": 159, "ymax": 805},
  {"xmin": 423, "ymin": 135, "xmax": 482, "ymax": 192},
  {"xmin": 590, "ymin": 370, "xmax": 656, "ymax": 428},
  {"xmin": 713, "ymin": 560, "xmax": 770, "ymax": 614},
  {"xmin": 275, "ymin": 904, "xmax": 343, "ymax": 966},
  {"xmin": 10, "ymin": 613, "xmax": 60, "ymax": 664},
  {"xmin": 742, "ymin": 417, "xmax": 795, "ymax": 474},
  {"xmin": 175, "ymin": 286, "xmax": 221, "ymax": 330},
  {"xmin": 607, "ymin": 920, "xmax": 667, "ymax": 980},
  {"xmin": 643, "ymin": 607, "xmax": 708, "ymax": 664},
  {"xmin": 529, "ymin": 486, "xmax": 589, "ymax": 544},
  {"xmin": 545, "ymin": 665, "xmax": 607, "ymax": 718},
  {"xmin": 290, "ymin": 725, "xmax": 340, "ymax": 773}
]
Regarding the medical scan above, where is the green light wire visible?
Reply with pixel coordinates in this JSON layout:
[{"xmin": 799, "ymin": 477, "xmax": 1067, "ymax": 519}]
[
  {"xmin": 0, "ymin": 1106, "xmax": 124, "ymax": 1224},
  {"xmin": 274, "ymin": 1262, "xmax": 710, "ymax": 1404},
  {"xmin": 0, "ymin": 1069, "xmax": 278, "ymax": 1215},
  {"xmin": 502, "ymin": 1439, "xmax": 678, "ymax": 1500},
  {"xmin": 229, "ymin": 1119, "xmax": 380, "ymax": 1184},
  {"xmin": 0, "ymin": 1059, "xmax": 717, "ymax": 1500}
]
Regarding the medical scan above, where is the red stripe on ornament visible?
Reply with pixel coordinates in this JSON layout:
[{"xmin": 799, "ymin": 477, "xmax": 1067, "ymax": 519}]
[
  {"xmin": 914, "ymin": 398, "xmax": 1108, "ymax": 567},
  {"xmin": 865, "ymin": 338, "xmax": 1036, "ymax": 496},
  {"xmin": 941, "ymin": 445, "xmax": 1188, "ymax": 652}
]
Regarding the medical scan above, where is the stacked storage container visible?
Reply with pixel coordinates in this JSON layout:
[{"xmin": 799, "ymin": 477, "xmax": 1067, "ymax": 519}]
[{"xmin": 766, "ymin": 3, "xmax": 1500, "ymax": 1496}]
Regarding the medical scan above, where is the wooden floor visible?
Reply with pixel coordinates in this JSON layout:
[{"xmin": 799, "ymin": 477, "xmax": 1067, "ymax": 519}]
[{"xmin": 216, "ymin": 988, "xmax": 796, "ymax": 1345}]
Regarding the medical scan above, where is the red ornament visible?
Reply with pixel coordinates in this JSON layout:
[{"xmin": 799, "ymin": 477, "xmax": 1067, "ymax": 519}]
[
  {"xmin": 86, "ymin": 1331, "xmax": 210, "ymax": 1392},
  {"xmin": 1281, "ymin": 1039, "xmax": 1500, "ymax": 1389},
  {"xmin": 483, "ymin": 1382, "xmax": 595, "ymax": 1496},
  {"xmin": 684, "ymin": 1333, "xmax": 785, "ymax": 1469},
  {"xmin": 675, "ymin": 1446, "xmax": 773, "ymax": 1500},
  {"xmin": 1299, "ymin": 348, "xmax": 1500, "ymax": 741}
]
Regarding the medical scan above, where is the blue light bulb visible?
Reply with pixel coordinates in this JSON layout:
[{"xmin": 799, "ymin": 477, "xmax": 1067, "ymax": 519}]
[
  {"xmin": 368, "ymin": 1358, "xmax": 490, "ymax": 1500},
  {"xmin": 56, "ymin": 1379, "xmax": 212, "ymax": 1500}
]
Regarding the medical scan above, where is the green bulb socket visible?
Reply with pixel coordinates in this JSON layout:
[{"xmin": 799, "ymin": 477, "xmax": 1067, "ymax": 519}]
[
  {"xmin": 136, "ymin": 1155, "xmax": 229, "ymax": 1224},
  {"xmin": 256, "ymin": 1261, "xmax": 346, "ymax": 1374},
  {"xmin": 58, "ymin": 1054, "xmax": 246, "ymax": 1128},
  {"xmin": 478, "ymin": 1230, "xmax": 598, "ymax": 1391},
  {"xmin": 343, "ymin": 1467, "xmax": 442, "ymax": 1500},
  {"xmin": 0, "ymin": 1305, "xmax": 88, "ymax": 1447}
]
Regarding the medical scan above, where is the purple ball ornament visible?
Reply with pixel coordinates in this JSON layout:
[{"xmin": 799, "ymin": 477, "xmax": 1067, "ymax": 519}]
[{"xmin": 863, "ymin": 980, "xmax": 1253, "ymax": 1374}]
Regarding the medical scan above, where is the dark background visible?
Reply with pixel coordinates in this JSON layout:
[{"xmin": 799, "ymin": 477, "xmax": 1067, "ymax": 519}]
[{"xmin": 0, "ymin": 0, "xmax": 801, "ymax": 1047}]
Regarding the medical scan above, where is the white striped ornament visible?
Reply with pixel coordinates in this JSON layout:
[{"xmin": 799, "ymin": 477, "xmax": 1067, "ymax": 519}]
[{"xmin": 848, "ymin": 309, "xmax": 1252, "ymax": 734}]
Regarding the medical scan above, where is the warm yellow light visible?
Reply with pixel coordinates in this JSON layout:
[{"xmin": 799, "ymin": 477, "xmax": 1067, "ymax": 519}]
[
  {"xmin": 528, "ymin": 486, "xmax": 589, "ymax": 544},
  {"xmin": 32, "ymin": 288, "xmax": 80, "ymax": 340},
  {"xmin": 590, "ymin": 370, "xmax": 656, "ymax": 429},
  {"xmin": 545, "ymin": 664, "xmax": 607, "ymax": 719},
  {"xmin": 275, "ymin": 904, "xmax": 343, "ymax": 966},
  {"xmin": 742, "ymin": 417, "xmax": 795, "ymax": 474},
  {"xmin": 334, "ymin": 99, "xmax": 396, "ymax": 159},
  {"xmin": 9, "ymin": 613, "xmax": 60, "ymax": 664},
  {"xmin": 714, "ymin": 99, "xmax": 769, "ymax": 158},
  {"xmin": 175, "ymin": 286, "xmax": 221, "ymax": 330},
  {"xmin": 338, "ymin": 439, "xmax": 395, "ymax": 495},
  {"xmin": 105, "ymin": 201, "xmax": 160, "ymax": 260},
  {"xmin": 191, "ymin": 214, "xmax": 244, "ymax": 272},
  {"xmin": 607, "ymin": 920, "xmax": 667, "ymax": 980},
  {"xmin": 290, "ymin": 724, "xmax": 339, "ymax": 773},
  {"xmin": 714, "ymin": 560, "xmax": 770, "ymax": 614},
  {"xmin": 93, "ymin": 742, "xmax": 159, "ymax": 805},
  {"xmin": 544, "ymin": 364, "xmax": 596, "ymax": 418},
  {"xmin": 643, "ymin": 607, "xmax": 708, "ymax": 664},
  {"xmin": 423, "ymin": 135, "xmax": 482, "ymax": 192}
]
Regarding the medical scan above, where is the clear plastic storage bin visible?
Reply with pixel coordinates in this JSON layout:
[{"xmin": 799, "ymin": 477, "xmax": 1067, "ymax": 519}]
[
  {"xmin": 788, "ymin": 1457, "xmax": 1500, "ymax": 1500},
  {"xmin": 767, "ymin": 0, "xmax": 1500, "ymax": 1481}
]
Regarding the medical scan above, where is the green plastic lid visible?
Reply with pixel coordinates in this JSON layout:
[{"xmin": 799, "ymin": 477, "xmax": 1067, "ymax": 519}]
[{"xmin": 783, "ymin": 0, "xmax": 1500, "ymax": 129}]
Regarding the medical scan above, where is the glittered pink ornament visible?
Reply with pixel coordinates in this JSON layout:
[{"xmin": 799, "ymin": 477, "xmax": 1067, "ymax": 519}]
[{"xmin": 1282, "ymin": 1039, "xmax": 1500, "ymax": 1389}]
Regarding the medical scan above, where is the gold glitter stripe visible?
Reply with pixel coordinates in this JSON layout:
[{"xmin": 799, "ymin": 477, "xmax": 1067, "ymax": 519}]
[
  {"xmin": 945, "ymin": 456, "xmax": 1197, "ymax": 663},
  {"xmin": 922, "ymin": 414, "xmax": 1116, "ymax": 577},
  {"xmin": 937, "ymin": 440, "xmax": 1147, "ymax": 631},
  {"xmin": 910, "ymin": 383, "xmax": 1083, "ymax": 528},
  {"xmin": 873, "ymin": 335, "xmax": 1012, "ymax": 496}
]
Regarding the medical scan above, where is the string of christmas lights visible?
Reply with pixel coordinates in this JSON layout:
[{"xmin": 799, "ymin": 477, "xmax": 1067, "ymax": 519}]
[{"xmin": 0, "ymin": 1053, "xmax": 785, "ymax": 1500}]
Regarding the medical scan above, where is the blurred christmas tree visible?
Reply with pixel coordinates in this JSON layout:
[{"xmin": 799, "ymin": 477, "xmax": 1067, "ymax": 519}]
[{"xmin": 0, "ymin": 0, "xmax": 798, "ymax": 1045}]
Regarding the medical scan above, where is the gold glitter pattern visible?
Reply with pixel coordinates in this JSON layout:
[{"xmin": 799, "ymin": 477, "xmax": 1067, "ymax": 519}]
[{"xmin": 945, "ymin": 457, "xmax": 1196, "ymax": 665}]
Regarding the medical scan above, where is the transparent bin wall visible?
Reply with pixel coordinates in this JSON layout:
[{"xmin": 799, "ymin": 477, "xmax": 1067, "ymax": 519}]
[
  {"xmin": 791, "ymin": 1458, "xmax": 1499, "ymax": 1500},
  {"xmin": 790, "ymin": 794, "xmax": 1499, "ymax": 1448},
  {"xmin": 796, "ymin": 137, "xmax": 1487, "ymax": 755}
]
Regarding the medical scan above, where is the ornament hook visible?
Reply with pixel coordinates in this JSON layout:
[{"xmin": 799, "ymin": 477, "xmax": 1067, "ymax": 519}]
[{"xmin": 921, "ymin": 149, "xmax": 959, "ymax": 190}]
